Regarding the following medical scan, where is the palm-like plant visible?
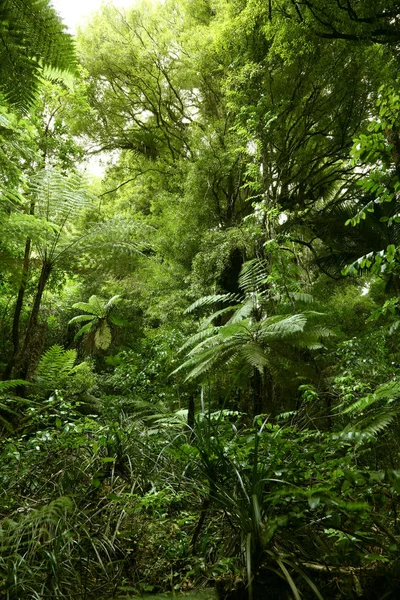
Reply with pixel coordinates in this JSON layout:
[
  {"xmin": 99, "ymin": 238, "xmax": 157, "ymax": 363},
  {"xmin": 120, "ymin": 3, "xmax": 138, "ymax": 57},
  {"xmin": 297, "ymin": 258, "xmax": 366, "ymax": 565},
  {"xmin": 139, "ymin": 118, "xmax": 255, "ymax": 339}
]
[
  {"xmin": 4, "ymin": 169, "xmax": 144, "ymax": 380},
  {"xmin": 174, "ymin": 260, "xmax": 331, "ymax": 415},
  {"xmin": 69, "ymin": 295, "xmax": 123, "ymax": 353}
]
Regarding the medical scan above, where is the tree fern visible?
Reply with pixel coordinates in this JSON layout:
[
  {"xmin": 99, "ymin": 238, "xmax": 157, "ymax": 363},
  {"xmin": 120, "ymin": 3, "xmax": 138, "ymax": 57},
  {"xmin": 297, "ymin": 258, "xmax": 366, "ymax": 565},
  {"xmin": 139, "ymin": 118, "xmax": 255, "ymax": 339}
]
[
  {"xmin": 174, "ymin": 260, "xmax": 331, "ymax": 413},
  {"xmin": 69, "ymin": 295, "xmax": 123, "ymax": 353},
  {"xmin": 0, "ymin": 0, "xmax": 76, "ymax": 109},
  {"xmin": 184, "ymin": 293, "xmax": 238, "ymax": 314}
]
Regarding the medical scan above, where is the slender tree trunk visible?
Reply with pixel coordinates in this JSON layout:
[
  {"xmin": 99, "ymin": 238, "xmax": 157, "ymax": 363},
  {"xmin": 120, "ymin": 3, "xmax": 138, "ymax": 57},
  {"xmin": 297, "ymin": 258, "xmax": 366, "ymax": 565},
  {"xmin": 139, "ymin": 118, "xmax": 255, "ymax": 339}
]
[
  {"xmin": 2, "ymin": 239, "xmax": 32, "ymax": 380},
  {"xmin": 253, "ymin": 368, "xmax": 264, "ymax": 416},
  {"xmin": 264, "ymin": 367, "xmax": 275, "ymax": 415},
  {"xmin": 18, "ymin": 260, "xmax": 52, "ymax": 380},
  {"xmin": 3, "ymin": 195, "xmax": 36, "ymax": 380},
  {"xmin": 187, "ymin": 394, "xmax": 195, "ymax": 441},
  {"xmin": 252, "ymin": 367, "xmax": 275, "ymax": 416}
]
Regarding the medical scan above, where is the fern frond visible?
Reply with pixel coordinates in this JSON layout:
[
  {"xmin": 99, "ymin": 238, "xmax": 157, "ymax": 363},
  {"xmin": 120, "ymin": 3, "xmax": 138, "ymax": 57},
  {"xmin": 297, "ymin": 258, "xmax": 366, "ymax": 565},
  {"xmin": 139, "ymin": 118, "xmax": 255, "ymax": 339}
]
[
  {"xmin": 79, "ymin": 216, "xmax": 150, "ymax": 258},
  {"xmin": 74, "ymin": 321, "xmax": 93, "ymax": 340},
  {"xmin": 0, "ymin": 379, "xmax": 27, "ymax": 392},
  {"xmin": 262, "ymin": 313, "xmax": 308, "ymax": 337},
  {"xmin": 238, "ymin": 259, "xmax": 269, "ymax": 294},
  {"xmin": 343, "ymin": 381, "xmax": 400, "ymax": 414},
  {"xmin": 88, "ymin": 295, "xmax": 106, "ymax": 315},
  {"xmin": 199, "ymin": 304, "xmax": 241, "ymax": 329},
  {"xmin": 179, "ymin": 327, "xmax": 219, "ymax": 352},
  {"xmin": 68, "ymin": 314, "xmax": 95, "ymax": 325},
  {"xmin": 35, "ymin": 345, "xmax": 77, "ymax": 392},
  {"xmin": 71, "ymin": 301, "xmax": 94, "ymax": 313},
  {"xmin": 362, "ymin": 411, "xmax": 397, "ymax": 437},
  {"xmin": 239, "ymin": 343, "xmax": 268, "ymax": 372},
  {"xmin": 290, "ymin": 292, "xmax": 314, "ymax": 304},
  {"xmin": 227, "ymin": 296, "xmax": 256, "ymax": 324},
  {"xmin": 0, "ymin": 0, "xmax": 76, "ymax": 109},
  {"xmin": 104, "ymin": 295, "xmax": 122, "ymax": 312},
  {"xmin": 184, "ymin": 293, "xmax": 238, "ymax": 314}
]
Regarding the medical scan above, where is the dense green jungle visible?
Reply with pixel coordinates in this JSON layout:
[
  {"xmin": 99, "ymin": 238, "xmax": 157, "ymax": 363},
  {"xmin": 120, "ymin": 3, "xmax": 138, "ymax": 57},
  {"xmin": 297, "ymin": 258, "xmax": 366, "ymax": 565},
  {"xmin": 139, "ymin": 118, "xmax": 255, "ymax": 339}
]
[{"xmin": 4, "ymin": 0, "xmax": 400, "ymax": 598}]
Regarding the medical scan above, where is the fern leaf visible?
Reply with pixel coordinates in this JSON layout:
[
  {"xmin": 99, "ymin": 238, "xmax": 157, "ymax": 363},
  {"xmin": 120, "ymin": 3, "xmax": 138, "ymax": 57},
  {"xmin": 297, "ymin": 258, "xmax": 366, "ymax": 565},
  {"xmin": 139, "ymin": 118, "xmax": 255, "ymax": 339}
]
[
  {"xmin": 71, "ymin": 301, "xmax": 94, "ymax": 313},
  {"xmin": 184, "ymin": 293, "xmax": 238, "ymax": 314},
  {"xmin": 239, "ymin": 343, "xmax": 268, "ymax": 372},
  {"xmin": 238, "ymin": 259, "xmax": 269, "ymax": 293},
  {"xmin": 0, "ymin": 379, "xmax": 27, "ymax": 392},
  {"xmin": 362, "ymin": 411, "xmax": 397, "ymax": 437},
  {"xmin": 227, "ymin": 296, "xmax": 256, "ymax": 324},
  {"xmin": 74, "ymin": 321, "xmax": 93, "ymax": 340},
  {"xmin": 179, "ymin": 327, "xmax": 219, "ymax": 352},
  {"xmin": 35, "ymin": 345, "xmax": 77, "ymax": 391},
  {"xmin": 104, "ymin": 295, "xmax": 122, "ymax": 312},
  {"xmin": 199, "ymin": 305, "xmax": 241, "ymax": 329},
  {"xmin": 68, "ymin": 314, "xmax": 95, "ymax": 325}
]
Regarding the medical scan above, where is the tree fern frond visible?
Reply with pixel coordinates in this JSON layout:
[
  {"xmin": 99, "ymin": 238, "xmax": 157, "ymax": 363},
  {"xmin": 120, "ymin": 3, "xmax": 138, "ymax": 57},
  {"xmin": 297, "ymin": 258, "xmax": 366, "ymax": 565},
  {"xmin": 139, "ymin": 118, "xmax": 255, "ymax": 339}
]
[
  {"xmin": 88, "ymin": 295, "xmax": 106, "ymax": 317},
  {"xmin": 179, "ymin": 327, "xmax": 219, "ymax": 352},
  {"xmin": 79, "ymin": 216, "xmax": 151, "ymax": 259},
  {"xmin": 373, "ymin": 380, "xmax": 400, "ymax": 400},
  {"xmin": 71, "ymin": 301, "xmax": 94, "ymax": 313},
  {"xmin": 239, "ymin": 259, "xmax": 269, "ymax": 294},
  {"xmin": 239, "ymin": 343, "xmax": 268, "ymax": 372},
  {"xmin": 68, "ymin": 314, "xmax": 95, "ymax": 325},
  {"xmin": 227, "ymin": 296, "xmax": 256, "ymax": 324},
  {"xmin": 185, "ymin": 331, "xmax": 230, "ymax": 356},
  {"xmin": 184, "ymin": 293, "xmax": 239, "ymax": 314},
  {"xmin": 289, "ymin": 292, "xmax": 314, "ymax": 304},
  {"xmin": 200, "ymin": 304, "xmax": 241, "ymax": 329},
  {"xmin": 219, "ymin": 322, "xmax": 252, "ymax": 339},
  {"xmin": 362, "ymin": 411, "xmax": 397, "ymax": 437},
  {"xmin": 183, "ymin": 356, "xmax": 217, "ymax": 380},
  {"xmin": 74, "ymin": 321, "xmax": 93, "ymax": 340},
  {"xmin": 0, "ymin": 0, "xmax": 76, "ymax": 109},
  {"xmin": 27, "ymin": 170, "xmax": 94, "ymax": 261},
  {"xmin": 262, "ymin": 313, "xmax": 308, "ymax": 336},
  {"xmin": 103, "ymin": 295, "xmax": 122, "ymax": 312}
]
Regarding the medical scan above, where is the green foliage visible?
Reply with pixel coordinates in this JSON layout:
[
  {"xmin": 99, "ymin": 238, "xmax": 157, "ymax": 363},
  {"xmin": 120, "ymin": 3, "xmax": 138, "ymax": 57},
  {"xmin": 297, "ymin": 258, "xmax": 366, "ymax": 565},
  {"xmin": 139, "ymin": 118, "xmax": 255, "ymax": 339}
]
[
  {"xmin": 3, "ymin": 0, "xmax": 400, "ymax": 597},
  {"xmin": 175, "ymin": 260, "xmax": 331, "ymax": 414},
  {"xmin": 0, "ymin": 0, "xmax": 76, "ymax": 109},
  {"xmin": 104, "ymin": 329, "xmax": 185, "ymax": 407},
  {"xmin": 34, "ymin": 345, "xmax": 96, "ymax": 398},
  {"xmin": 69, "ymin": 295, "xmax": 124, "ymax": 353}
]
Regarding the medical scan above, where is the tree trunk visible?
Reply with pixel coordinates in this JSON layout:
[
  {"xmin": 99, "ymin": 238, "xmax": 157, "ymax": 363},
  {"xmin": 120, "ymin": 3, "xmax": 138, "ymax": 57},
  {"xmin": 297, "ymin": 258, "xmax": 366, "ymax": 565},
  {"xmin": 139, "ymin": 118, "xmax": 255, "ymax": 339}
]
[
  {"xmin": 252, "ymin": 367, "xmax": 275, "ymax": 417},
  {"xmin": 187, "ymin": 394, "xmax": 195, "ymax": 441},
  {"xmin": 2, "ymin": 239, "xmax": 32, "ymax": 380},
  {"xmin": 18, "ymin": 260, "xmax": 52, "ymax": 380}
]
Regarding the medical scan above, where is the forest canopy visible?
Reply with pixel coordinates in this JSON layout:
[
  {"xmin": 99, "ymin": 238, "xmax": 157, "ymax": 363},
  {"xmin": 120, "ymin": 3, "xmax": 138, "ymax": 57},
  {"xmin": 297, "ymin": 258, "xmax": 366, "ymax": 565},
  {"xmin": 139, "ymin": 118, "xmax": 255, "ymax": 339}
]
[{"xmin": 1, "ymin": 0, "xmax": 400, "ymax": 598}]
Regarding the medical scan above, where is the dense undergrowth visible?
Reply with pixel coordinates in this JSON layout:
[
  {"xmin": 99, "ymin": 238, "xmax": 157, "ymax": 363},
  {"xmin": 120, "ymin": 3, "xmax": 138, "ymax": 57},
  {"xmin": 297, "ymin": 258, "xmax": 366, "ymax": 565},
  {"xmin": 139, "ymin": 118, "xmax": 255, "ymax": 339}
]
[
  {"xmin": 1, "ymin": 339, "xmax": 400, "ymax": 599},
  {"xmin": 3, "ymin": 0, "xmax": 400, "ymax": 598}
]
